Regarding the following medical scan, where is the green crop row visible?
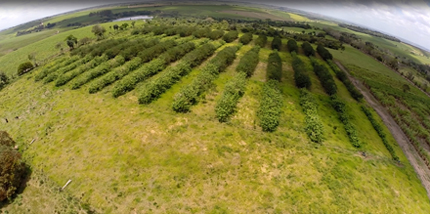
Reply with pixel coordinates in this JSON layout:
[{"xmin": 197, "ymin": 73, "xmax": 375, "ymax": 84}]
[
  {"xmin": 112, "ymin": 41, "xmax": 197, "ymax": 97},
  {"xmin": 239, "ymin": 33, "xmax": 253, "ymax": 45},
  {"xmin": 172, "ymin": 46, "xmax": 239, "ymax": 112},
  {"xmin": 287, "ymin": 39, "xmax": 298, "ymax": 53},
  {"xmin": 222, "ymin": 31, "xmax": 239, "ymax": 43},
  {"xmin": 257, "ymin": 80, "xmax": 283, "ymax": 132},
  {"xmin": 302, "ymin": 42, "xmax": 315, "ymax": 57},
  {"xmin": 137, "ymin": 39, "xmax": 178, "ymax": 64},
  {"xmin": 327, "ymin": 60, "xmax": 363, "ymax": 101},
  {"xmin": 310, "ymin": 57, "xmax": 337, "ymax": 95},
  {"xmin": 299, "ymin": 89, "xmax": 324, "ymax": 143},
  {"xmin": 138, "ymin": 42, "xmax": 219, "ymax": 104},
  {"xmin": 267, "ymin": 51, "xmax": 282, "ymax": 82},
  {"xmin": 215, "ymin": 72, "xmax": 247, "ymax": 122},
  {"xmin": 42, "ymin": 55, "xmax": 93, "ymax": 84},
  {"xmin": 330, "ymin": 95, "xmax": 361, "ymax": 148},
  {"xmin": 316, "ymin": 45, "xmax": 333, "ymax": 61},
  {"xmin": 35, "ymin": 55, "xmax": 81, "ymax": 81},
  {"xmin": 291, "ymin": 52, "xmax": 311, "ymax": 89},
  {"xmin": 255, "ymin": 35, "xmax": 267, "ymax": 47},
  {"xmin": 55, "ymin": 55, "xmax": 109, "ymax": 87},
  {"xmin": 361, "ymin": 106, "xmax": 399, "ymax": 160},
  {"xmin": 236, "ymin": 46, "xmax": 260, "ymax": 77},
  {"xmin": 209, "ymin": 30, "xmax": 225, "ymax": 40}
]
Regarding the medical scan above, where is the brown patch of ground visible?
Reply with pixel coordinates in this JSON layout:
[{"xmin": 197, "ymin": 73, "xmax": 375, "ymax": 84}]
[
  {"xmin": 219, "ymin": 10, "xmax": 285, "ymax": 21},
  {"xmin": 335, "ymin": 61, "xmax": 430, "ymax": 200}
]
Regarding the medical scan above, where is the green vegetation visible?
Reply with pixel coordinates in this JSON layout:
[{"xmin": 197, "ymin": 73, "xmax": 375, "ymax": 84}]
[
  {"xmin": 266, "ymin": 51, "xmax": 282, "ymax": 81},
  {"xmin": 301, "ymin": 42, "xmax": 315, "ymax": 57},
  {"xmin": 239, "ymin": 33, "xmax": 253, "ymax": 45},
  {"xmin": 310, "ymin": 57, "xmax": 337, "ymax": 95},
  {"xmin": 327, "ymin": 60, "xmax": 363, "ymax": 100},
  {"xmin": 255, "ymin": 34, "xmax": 267, "ymax": 47},
  {"xmin": 271, "ymin": 36, "xmax": 282, "ymax": 50},
  {"xmin": 222, "ymin": 31, "xmax": 239, "ymax": 43},
  {"xmin": 291, "ymin": 51, "xmax": 311, "ymax": 89},
  {"xmin": 287, "ymin": 39, "xmax": 298, "ymax": 53},
  {"xmin": 258, "ymin": 80, "xmax": 283, "ymax": 132},
  {"xmin": 17, "ymin": 61, "xmax": 34, "ymax": 76},
  {"xmin": 299, "ymin": 89, "xmax": 324, "ymax": 143}
]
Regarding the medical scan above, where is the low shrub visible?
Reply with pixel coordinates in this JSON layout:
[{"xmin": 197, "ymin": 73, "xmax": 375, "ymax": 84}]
[
  {"xmin": 258, "ymin": 80, "xmax": 283, "ymax": 132},
  {"xmin": 271, "ymin": 36, "xmax": 282, "ymax": 50},
  {"xmin": 239, "ymin": 33, "xmax": 253, "ymax": 45},
  {"xmin": 299, "ymin": 89, "xmax": 324, "ymax": 143},
  {"xmin": 17, "ymin": 61, "xmax": 34, "ymax": 76},
  {"xmin": 291, "ymin": 52, "xmax": 311, "ymax": 89},
  {"xmin": 267, "ymin": 51, "xmax": 282, "ymax": 82},
  {"xmin": 236, "ymin": 46, "xmax": 260, "ymax": 77},
  {"xmin": 302, "ymin": 42, "xmax": 315, "ymax": 57},
  {"xmin": 215, "ymin": 72, "xmax": 247, "ymax": 122},
  {"xmin": 222, "ymin": 31, "xmax": 239, "ymax": 43},
  {"xmin": 255, "ymin": 35, "xmax": 267, "ymax": 47},
  {"xmin": 287, "ymin": 39, "xmax": 298, "ymax": 53}
]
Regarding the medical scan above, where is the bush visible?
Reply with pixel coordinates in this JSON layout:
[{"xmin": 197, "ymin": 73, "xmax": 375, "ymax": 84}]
[
  {"xmin": 299, "ymin": 89, "xmax": 324, "ymax": 143},
  {"xmin": 239, "ymin": 33, "xmax": 253, "ymax": 45},
  {"xmin": 236, "ymin": 46, "xmax": 260, "ymax": 77},
  {"xmin": 137, "ymin": 40, "xmax": 177, "ymax": 63},
  {"xmin": 267, "ymin": 51, "xmax": 282, "ymax": 82},
  {"xmin": 287, "ymin": 39, "xmax": 298, "ymax": 53},
  {"xmin": 361, "ymin": 106, "xmax": 399, "ymax": 160},
  {"xmin": 302, "ymin": 42, "xmax": 315, "ymax": 57},
  {"xmin": 271, "ymin": 37, "xmax": 282, "ymax": 50},
  {"xmin": 35, "ymin": 56, "xmax": 80, "ymax": 81},
  {"xmin": 255, "ymin": 35, "xmax": 267, "ymax": 47},
  {"xmin": 193, "ymin": 28, "xmax": 212, "ymax": 38},
  {"xmin": 258, "ymin": 80, "xmax": 283, "ymax": 132},
  {"xmin": 222, "ymin": 31, "xmax": 239, "ymax": 43},
  {"xmin": 0, "ymin": 72, "xmax": 9, "ymax": 90},
  {"xmin": 0, "ymin": 132, "xmax": 26, "ymax": 202},
  {"xmin": 316, "ymin": 45, "xmax": 333, "ymax": 61},
  {"xmin": 291, "ymin": 52, "xmax": 311, "ymax": 89},
  {"xmin": 330, "ymin": 95, "xmax": 361, "ymax": 148},
  {"xmin": 215, "ymin": 72, "xmax": 247, "ymax": 122},
  {"xmin": 327, "ymin": 60, "xmax": 363, "ymax": 100},
  {"xmin": 172, "ymin": 46, "xmax": 239, "ymax": 112},
  {"xmin": 209, "ymin": 30, "xmax": 225, "ymax": 40},
  {"xmin": 17, "ymin": 61, "xmax": 34, "ymax": 76},
  {"xmin": 310, "ymin": 57, "xmax": 337, "ymax": 95},
  {"xmin": 55, "ymin": 55, "xmax": 107, "ymax": 87}
]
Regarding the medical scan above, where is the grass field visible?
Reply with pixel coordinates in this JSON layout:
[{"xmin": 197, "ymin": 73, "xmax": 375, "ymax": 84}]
[{"xmin": 1, "ymin": 3, "xmax": 430, "ymax": 213}]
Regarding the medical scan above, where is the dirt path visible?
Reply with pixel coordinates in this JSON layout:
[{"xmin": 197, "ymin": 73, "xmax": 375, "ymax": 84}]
[{"xmin": 335, "ymin": 61, "xmax": 430, "ymax": 200}]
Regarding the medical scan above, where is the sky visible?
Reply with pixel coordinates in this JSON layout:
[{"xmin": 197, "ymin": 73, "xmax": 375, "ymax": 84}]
[{"xmin": 0, "ymin": 0, "xmax": 430, "ymax": 50}]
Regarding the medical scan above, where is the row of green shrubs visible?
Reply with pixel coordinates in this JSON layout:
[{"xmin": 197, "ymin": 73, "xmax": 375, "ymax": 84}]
[
  {"xmin": 239, "ymin": 33, "xmax": 253, "ymax": 45},
  {"xmin": 299, "ymin": 89, "xmax": 324, "ymax": 143},
  {"xmin": 258, "ymin": 80, "xmax": 283, "ymax": 132},
  {"xmin": 35, "ymin": 55, "xmax": 80, "ymax": 81},
  {"xmin": 215, "ymin": 47, "xmax": 260, "ymax": 122},
  {"xmin": 55, "ymin": 55, "xmax": 109, "ymax": 87},
  {"xmin": 327, "ymin": 60, "xmax": 363, "ymax": 101},
  {"xmin": 287, "ymin": 39, "xmax": 298, "ymax": 53},
  {"xmin": 316, "ymin": 45, "xmax": 333, "ymax": 61},
  {"xmin": 255, "ymin": 35, "xmax": 267, "ymax": 47},
  {"xmin": 361, "ymin": 106, "xmax": 399, "ymax": 160},
  {"xmin": 172, "ymin": 46, "xmax": 239, "ymax": 112},
  {"xmin": 291, "ymin": 51, "xmax": 311, "ymax": 89},
  {"xmin": 222, "ymin": 31, "xmax": 239, "ymax": 43},
  {"xmin": 271, "ymin": 37, "xmax": 282, "ymax": 51},
  {"xmin": 71, "ymin": 38, "xmax": 125, "ymax": 57},
  {"xmin": 302, "ymin": 42, "xmax": 315, "ymax": 57},
  {"xmin": 266, "ymin": 51, "xmax": 282, "ymax": 81},
  {"xmin": 112, "ymin": 40, "xmax": 197, "ymax": 97},
  {"xmin": 42, "ymin": 55, "xmax": 92, "ymax": 83},
  {"xmin": 310, "ymin": 57, "xmax": 337, "ymax": 95},
  {"xmin": 330, "ymin": 95, "xmax": 361, "ymax": 148},
  {"xmin": 138, "ymin": 42, "xmax": 220, "ymax": 104}
]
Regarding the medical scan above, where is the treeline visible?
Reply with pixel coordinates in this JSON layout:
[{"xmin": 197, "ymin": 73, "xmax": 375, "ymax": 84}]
[
  {"xmin": 327, "ymin": 60, "xmax": 363, "ymax": 100},
  {"xmin": 331, "ymin": 95, "xmax": 361, "ymax": 148},
  {"xmin": 361, "ymin": 106, "xmax": 399, "ymax": 160},
  {"xmin": 258, "ymin": 51, "xmax": 283, "ymax": 132},
  {"xmin": 138, "ymin": 42, "xmax": 220, "ymax": 104},
  {"xmin": 215, "ymin": 47, "xmax": 260, "ymax": 122},
  {"xmin": 172, "ymin": 46, "xmax": 239, "ymax": 112},
  {"xmin": 299, "ymin": 89, "xmax": 324, "ymax": 143},
  {"xmin": 338, "ymin": 24, "xmax": 400, "ymax": 42},
  {"xmin": 310, "ymin": 57, "xmax": 337, "ymax": 95},
  {"xmin": 271, "ymin": 37, "xmax": 282, "ymax": 51},
  {"xmin": 291, "ymin": 51, "xmax": 311, "ymax": 89}
]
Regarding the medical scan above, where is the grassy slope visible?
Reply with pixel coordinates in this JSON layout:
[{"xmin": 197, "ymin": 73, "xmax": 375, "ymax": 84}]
[{"xmin": 1, "ymin": 31, "xmax": 430, "ymax": 213}]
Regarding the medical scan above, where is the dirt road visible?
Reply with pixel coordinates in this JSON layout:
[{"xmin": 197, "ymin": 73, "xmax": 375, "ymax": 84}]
[{"xmin": 335, "ymin": 61, "xmax": 430, "ymax": 200}]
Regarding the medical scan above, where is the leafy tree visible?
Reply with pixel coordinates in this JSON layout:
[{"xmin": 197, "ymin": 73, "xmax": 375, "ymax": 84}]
[
  {"xmin": 0, "ymin": 72, "xmax": 9, "ymax": 90},
  {"xmin": 65, "ymin": 34, "xmax": 78, "ymax": 49},
  {"xmin": 92, "ymin": 25, "xmax": 106, "ymax": 38},
  {"xmin": 17, "ymin": 62, "xmax": 34, "ymax": 76},
  {"xmin": 113, "ymin": 24, "xmax": 119, "ymax": 30},
  {"xmin": 121, "ymin": 23, "xmax": 129, "ymax": 29},
  {"xmin": 0, "ymin": 131, "xmax": 26, "ymax": 202},
  {"xmin": 287, "ymin": 39, "xmax": 298, "ymax": 53},
  {"xmin": 79, "ymin": 37, "xmax": 92, "ymax": 46},
  {"xmin": 316, "ymin": 45, "xmax": 333, "ymax": 61},
  {"xmin": 271, "ymin": 36, "xmax": 282, "ymax": 50},
  {"xmin": 302, "ymin": 42, "xmax": 315, "ymax": 57}
]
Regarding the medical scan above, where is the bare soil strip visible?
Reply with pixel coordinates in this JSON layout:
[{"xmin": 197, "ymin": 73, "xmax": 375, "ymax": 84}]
[{"xmin": 335, "ymin": 61, "xmax": 430, "ymax": 200}]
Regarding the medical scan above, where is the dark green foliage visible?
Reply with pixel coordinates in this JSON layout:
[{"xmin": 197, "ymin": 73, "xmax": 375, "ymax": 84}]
[
  {"xmin": 215, "ymin": 72, "xmax": 247, "ymax": 122},
  {"xmin": 193, "ymin": 28, "xmax": 212, "ymax": 38},
  {"xmin": 301, "ymin": 42, "xmax": 315, "ymax": 57},
  {"xmin": 299, "ymin": 89, "xmax": 324, "ymax": 143},
  {"xmin": 316, "ymin": 45, "xmax": 333, "ymax": 61},
  {"xmin": 255, "ymin": 35, "xmax": 267, "ymax": 47},
  {"xmin": 330, "ymin": 95, "xmax": 361, "ymax": 148},
  {"xmin": 71, "ymin": 62, "xmax": 111, "ymax": 90},
  {"xmin": 0, "ymin": 132, "xmax": 26, "ymax": 202},
  {"xmin": 287, "ymin": 39, "xmax": 298, "ymax": 53},
  {"xmin": 17, "ymin": 61, "xmax": 34, "ymax": 76},
  {"xmin": 236, "ymin": 46, "xmax": 260, "ymax": 77},
  {"xmin": 112, "ymin": 41, "xmax": 196, "ymax": 97},
  {"xmin": 138, "ymin": 43, "xmax": 217, "ymax": 104},
  {"xmin": 361, "ymin": 106, "xmax": 399, "ymax": 160},
  {"xmin": 43, "ymin": 56, "xmax": 92, "ymax": 84},
  {"xmin": 209, "ymin": 30, "xmax": 225, "ymax": 40},
  {"xmin": 55, "ymin": 55, "xmax": 108, "ymax": 87},
  {"xmin": 327, "ymin": 60, "xmax": 363, "ymax": 101},
  {"xmin": 119, "ymin": 39, "xmax": 159, "ymax": 61},
  {"xmin": 222, "ymin": 31, "xmax": 239, "ymax": 43},
  {"xmin": 137, "ymin": 40, "xmax": 177, "ymax": 63},
  {"xmin": 258, "ymin": 80, "xmax": 283, "ymax": 132},
  {"xmin": 291, "ymin": 52, "xmax": 311, "ymax": 89},
  {"xmin": 271, "ymin": 37, "xmax": 282, "ymax": 50},
  {"xmin": 172, "ymin": 46, "xmax": 239, "ymax": 112},
  {"xmin": 0, "ymin": 72, "xmax": 9, "ymax": 90},
  {"xmin": 267, "ymin": 51, "xmax": 282, "ymax": 82},
  {"xmin": 310, "ymin": 57, "xmax": 337, "ymax": 95},
  {"xmin": 239, "ymin": 33, "xmax": 253, "ymax": 45}
]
